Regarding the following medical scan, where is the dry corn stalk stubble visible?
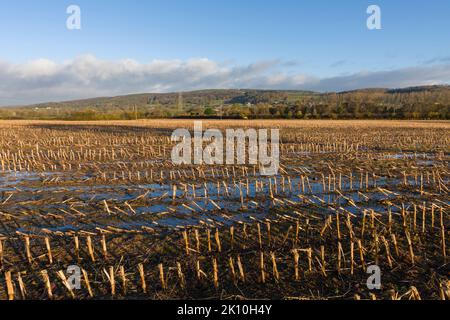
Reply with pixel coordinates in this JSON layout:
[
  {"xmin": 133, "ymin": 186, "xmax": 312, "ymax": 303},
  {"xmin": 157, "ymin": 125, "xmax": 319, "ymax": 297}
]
[{"xmin": 0, "ymin": 120, "xmax": 448, "ymax": 300}]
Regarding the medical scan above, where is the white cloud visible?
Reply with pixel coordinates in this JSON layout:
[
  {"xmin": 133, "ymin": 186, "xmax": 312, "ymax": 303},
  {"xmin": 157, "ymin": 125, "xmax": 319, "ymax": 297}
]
[{"xmin": 0, "ymin": 55, "xmax": 449, "ymax": 105}]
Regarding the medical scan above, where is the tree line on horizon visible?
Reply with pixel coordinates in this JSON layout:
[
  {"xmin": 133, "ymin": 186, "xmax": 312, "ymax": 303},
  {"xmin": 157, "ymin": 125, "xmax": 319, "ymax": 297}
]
[{"xmin": 0, "ymin": 86, "xmax": 449, "ymax": 120}]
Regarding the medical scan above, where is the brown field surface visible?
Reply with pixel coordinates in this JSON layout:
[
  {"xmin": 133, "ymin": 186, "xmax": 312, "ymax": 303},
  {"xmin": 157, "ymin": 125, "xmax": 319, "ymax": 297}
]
[
  {"xmin": 0, "ymin": 120, "xmax": 448, "ymax": 300},
  {"xmin": 1, "ymin": 119, "xmax": 449, "ymax": 129}
]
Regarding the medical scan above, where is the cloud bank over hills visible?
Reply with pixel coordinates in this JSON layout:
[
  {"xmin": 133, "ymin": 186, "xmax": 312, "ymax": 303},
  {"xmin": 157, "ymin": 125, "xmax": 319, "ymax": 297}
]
[{"xmin": 1, "ymin": 54, "xmax": 449, "ymax": 105}]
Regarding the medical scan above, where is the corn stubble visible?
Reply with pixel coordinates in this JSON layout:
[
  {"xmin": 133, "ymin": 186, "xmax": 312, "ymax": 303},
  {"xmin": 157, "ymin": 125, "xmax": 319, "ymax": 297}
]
[{"xmin": 0, "ymin": 120, "xmax": 448, "ymax": 300}]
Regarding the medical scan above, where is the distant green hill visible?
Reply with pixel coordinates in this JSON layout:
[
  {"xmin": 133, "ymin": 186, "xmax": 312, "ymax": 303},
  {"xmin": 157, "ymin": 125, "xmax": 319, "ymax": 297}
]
[{"xmin": 1, "ymin": 86, "xmax": 449, "ymax": 120}]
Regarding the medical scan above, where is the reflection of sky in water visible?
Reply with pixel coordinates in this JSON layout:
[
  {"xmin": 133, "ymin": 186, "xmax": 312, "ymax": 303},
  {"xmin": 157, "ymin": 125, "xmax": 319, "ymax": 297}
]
[{"xmin": 1, "ymin": 154, "xmax": 448, "ymax": 234}]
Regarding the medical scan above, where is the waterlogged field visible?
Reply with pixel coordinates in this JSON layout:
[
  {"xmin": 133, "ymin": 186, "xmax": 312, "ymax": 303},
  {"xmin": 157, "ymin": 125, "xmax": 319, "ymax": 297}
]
[{"xmin": 0, "ymin": 120, "xmax": 448, "ymax": 300}]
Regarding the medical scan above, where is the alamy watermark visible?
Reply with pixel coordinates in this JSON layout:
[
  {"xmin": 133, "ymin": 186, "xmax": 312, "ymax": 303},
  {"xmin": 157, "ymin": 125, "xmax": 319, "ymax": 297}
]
[
  {"xmin": 367, "ymin": 5, "xmax": 382, "ymax": 30},
  {"xmin": 171, "ymin": 121, "xmax": 280, "ymax": 176},
  {"xmin": 366, "ymin": 265, "xmax": 381, "ymax": 290},
  {"xmin": 64, "ymin": 5, "xmax": 380, "ymax": 31},
  {"xmin": 66, "ymin": 265, "xmax": 81, "ymax": 290},
  {"xmin": 66, "ymin": 5, "xmax": 81, "ymax": 30}
]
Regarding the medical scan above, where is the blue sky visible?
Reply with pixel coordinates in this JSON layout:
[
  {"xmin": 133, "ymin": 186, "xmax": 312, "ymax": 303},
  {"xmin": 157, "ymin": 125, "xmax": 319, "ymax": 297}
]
[{"xmin": 0, "ymin": 0, "xmax": 449, "ymax": 105}]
